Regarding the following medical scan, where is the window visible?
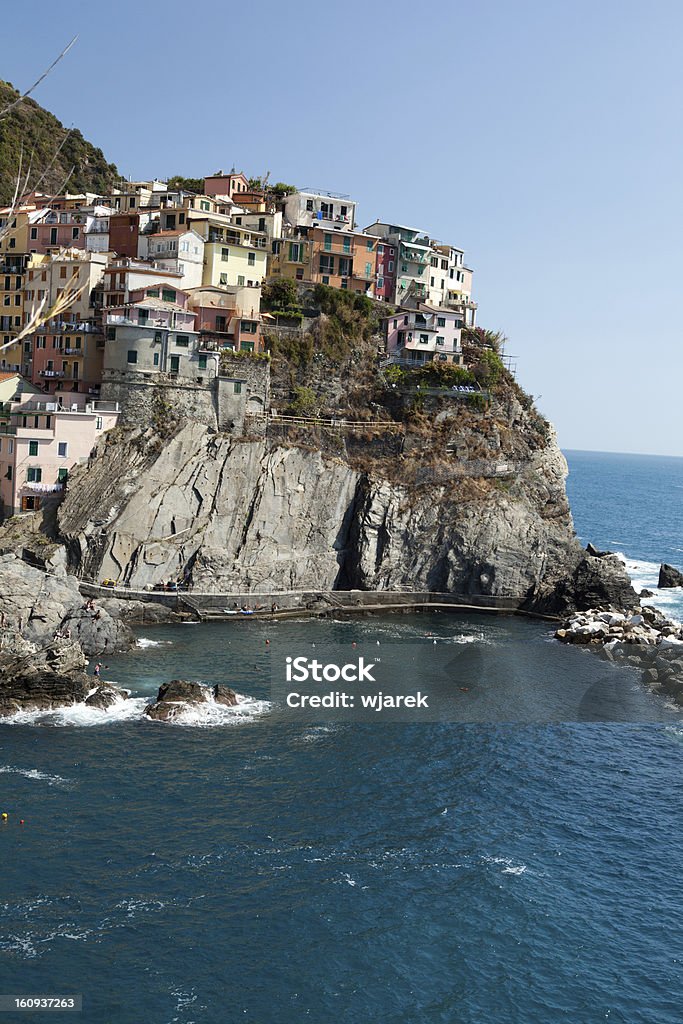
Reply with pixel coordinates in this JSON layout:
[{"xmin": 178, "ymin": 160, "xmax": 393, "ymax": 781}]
[
  {"xmin": 430, "ymin": 277, "xmax": 435, "ymax": 287},
  {"xmin": 6, "ymin": 465, "xmax": 11, "ymax": 480},
  {"xmin": 26, "ymin": 467, "xmax": 42, "ymax": 482},
  {"xmin": 343, "ymin": 237, "xmax": 351, "ymax": 253},
  {"xmin": 377, "ymin": 276, "xmax": 384, "ymax": 289},
  {"xmin": 219, "ymin": 273, "xmax": 228, "ymax": 286},
  {"xmin": 367, "ymin": 240, "xmax": 373, "ymax": 251},
  {"xmin": 237, "ymin": 275, "xmax": 245, "ymax": 286},
  {"xmin": 161, "ymin": 289, "xmax": 177, "ymax": 302},
  {"xmin": 153, "ymin": 353, "xmax": 159, "ymax": 367},
  {"xmin": 436, "ymin": 336, "xmax": 445, "ymax": 346},
  {"xmin": 198, "ymin": 354, "xmax": 207, "ymax": 370},
  {"xmin": 420, "ymin": 334, "xmax": 429, "ymax": 345},
  {"xmin": 340, "ymin": 205, "xmax": 348, "ymax": 216},
  {"xmin": 127, "ymin": 350, "xmax": 138, "ymax": 364},
  {"xmin": 319, "ymin": 254, "xmax": 335, "ymax": 274},
  {"xmin": 30, "ymin": 227, "xmax": 37, "ymax": 240},
  {"xmin": 29, "ymin": 440, "xmax": 39, "ymax": 456},
  {"xmin": 221, "ymin": 248, "xmax": 230, "ymax": 262},
  {"xmin": 129, "ymin": 197, "xmax": 136, "ymax": 208},
  {"xmin": 441, "ymin": 259, "xmax": 448, "ymax": 271},
  {"xmin": 58, "ymin": 442, "xmax": 68, "ymax": 457},
  {"xmin": 248, "ymin": 252, "xmax": 255, "ymax": 266},
  {"xmin": 154, "ymin": 330, "xmax": 162, "ymax": 343},
  {"xmin": 200, "ymin": 200, "xmax": 210, "ymax": 212},
  {"xmin": 306, "ymin": 199, "xmax": 314, "ymax": 211},
  {"xmin": 431, "ymin": 257, "xmax": 438, "ymax": 267},
  {"xmin": 365, "ymin": 262, "xmax": 372, "ymax": 278},
  {"xmin": 403, "ymin": 316, "xmax": 408, "ymax": 324},
  {"xmin": 58, "ymin": 467, "xmax": 68, "ymax": 482},
  {"xmin": 233, "ymin": 382, "xmax": 242, "ymax": 394},
  {"xmin": 175, "ymin": 335, "xmax": 189, "ymax": 347},
  {"xmin": 288, "ymin": 242, "xmax": 304, "ymax": 262},
  {"xmin": 106, "ymin": 326, "xmax": 116, "ymax": 341},
  {"xmin": 321, "ymin": 275, "xmax": 329, "ymax": 285},
  {"xmin": 36, "ymin": 336, "xmax": 46, "ymax": 349},
  {"xmin": 324, "ymin": 234, "xmax": 332, "ymax": 251},
  {"xmin": 95, "ymin": 416, "xmax": 103, "ymax": 429},
  {"xmin": 72, "ymin": 227, "xmax": 79, "ymax": 239},
  {"xmin": 437, "ymin": 316, "xmax": 446, "ymax": 327},
  {"xmin": 169, "ymin": 355, "xmax": 180, "ymax": 373},
  {"xmin": 147, "ymin": 288, "xmax": 159, "ymax": 297}
]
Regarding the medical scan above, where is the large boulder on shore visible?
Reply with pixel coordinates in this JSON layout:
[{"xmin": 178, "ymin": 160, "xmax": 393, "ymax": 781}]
[
  {"xmin": 0, "ymin": 642, "xmax": 128, "ymax": 718},
  {"xmin": 144, "ymin": 679, "xmax": 239, "ymax": 722},
  {"xmin": 658, "ymin": 563, "xmax": 683, "ymax": 589},
  {"xmin": 537, "ymin": 552, "xmax": 639, "ymax": 615}
]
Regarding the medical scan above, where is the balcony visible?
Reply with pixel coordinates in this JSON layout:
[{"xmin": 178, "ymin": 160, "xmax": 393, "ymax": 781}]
[
  {"xmin": 401, "ymin": 249, "xmax": 429, "ymax": 264},
  {"xmin": 317, "ymin": 212, "xmax": 351, "ymax": 225},
  {"xmin": 64, "ymin": 347, "xmax": 83, "ymax": 355},
  {"xmin": 39, "ymin": 369, "xmax": 65, "ymax": 378}
]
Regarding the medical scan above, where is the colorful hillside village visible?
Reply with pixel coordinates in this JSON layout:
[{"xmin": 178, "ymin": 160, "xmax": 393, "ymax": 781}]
[{"xmin": 0, "ymin": 171, "xmax": 479, "ymax": 517}]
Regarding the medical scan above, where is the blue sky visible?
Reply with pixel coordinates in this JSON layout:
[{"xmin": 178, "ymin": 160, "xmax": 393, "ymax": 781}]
[{"xmin": 4, "ymin": 0, "xmax": 682, "ymax": 455}]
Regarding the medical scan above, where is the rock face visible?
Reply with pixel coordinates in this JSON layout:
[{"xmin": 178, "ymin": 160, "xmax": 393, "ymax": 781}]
[
  {"xmin": 54, "ymin": 419, "xmax": 625, "ymax": 613},
  {"xmin": 144, "ymin": 679, "xmax": 239, "ymax": 721},
  {"xmin": 658, "ymin": 563, "xmax": 683, "ymax": 589},
  {"xmin": 0, "ymin": 553, "xmax": 133, "ymax": 655}
]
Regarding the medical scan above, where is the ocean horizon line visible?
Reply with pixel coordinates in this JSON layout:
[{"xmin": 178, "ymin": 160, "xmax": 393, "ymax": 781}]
[{"xmin": 562, "ymin": 448, "xmax": 683, "ymax": 460}]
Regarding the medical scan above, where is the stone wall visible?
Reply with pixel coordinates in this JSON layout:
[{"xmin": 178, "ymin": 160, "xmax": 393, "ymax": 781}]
[{"xmin": 100, "ymin": 357, "xmax": 271, "ymax": 435}]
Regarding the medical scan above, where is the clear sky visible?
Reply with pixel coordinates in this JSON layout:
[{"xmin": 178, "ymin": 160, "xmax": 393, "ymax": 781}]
[{"xmin": 3, "ymin": 0, "xmax": 682, "ymax": 456}]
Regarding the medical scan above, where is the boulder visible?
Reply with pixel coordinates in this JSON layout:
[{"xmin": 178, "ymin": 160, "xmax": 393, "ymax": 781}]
[
  {"xmin": 658, "ymin": 564, "xmax": 683, "ymax": 589},
  {"xmin": 640, "ymin": 589, "xmax": 654, "ymax": 598},
  {"xmin": 144, "ymin": 679, "xmax": 240, "ymax": 721},
  {"xmin": 213, "ymin": 684, "xmax": 239, "ymax": 707},
  {"xmin": 85, "ymin": 685, "xmax": 127, "ymax": 710},
  {"xmin": 586, "ymin": 542, "xmax": 612, "ymax": 558}
]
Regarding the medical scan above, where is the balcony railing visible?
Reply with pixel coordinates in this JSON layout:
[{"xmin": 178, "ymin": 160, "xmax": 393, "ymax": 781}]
[
  {"xmin": 64, "ymin": 347, "xmax": 83, "ymax": 355},
  {"xmin": 39, "ymin": 369, "xmax": 65, "ymax": 378}
]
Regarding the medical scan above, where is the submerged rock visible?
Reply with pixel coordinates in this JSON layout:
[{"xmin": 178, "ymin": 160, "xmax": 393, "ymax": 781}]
[
  {"xmin": 658, "ymin": 564, "xmax": 683, "ymax": 589},
  {"xmin": 144, "ymin": 679, "xmax": 240, "ymax": 721}
]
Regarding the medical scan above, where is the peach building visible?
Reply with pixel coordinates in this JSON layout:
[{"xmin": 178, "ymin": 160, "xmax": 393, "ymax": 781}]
[{"xmin": 0, "ymin": 392, "xmax": 119, "ymax": 518}]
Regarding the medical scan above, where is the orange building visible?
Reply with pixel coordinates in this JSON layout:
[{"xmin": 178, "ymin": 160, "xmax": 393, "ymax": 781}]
[{"xmin": 308, "ymin": 227, "xmax": 378, "ymax": 295}]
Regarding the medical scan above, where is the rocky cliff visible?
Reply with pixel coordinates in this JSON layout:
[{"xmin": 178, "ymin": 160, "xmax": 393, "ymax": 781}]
[{"xmin": 54, "ymin": 411, "xmax": 633, "ymax": 612}]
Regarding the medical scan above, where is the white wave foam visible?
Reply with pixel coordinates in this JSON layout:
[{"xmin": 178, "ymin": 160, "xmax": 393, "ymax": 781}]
[
  {"xmin": 483, "ymin": 855, "xmax": 528, "ymax": 876},
  {"xmin": 0, "ymin": 766, "xmax": 71, "ymax": 787},
  {"xmin": 0, "ymin": 696, "xmax": 148, "ymax": 728},
  {"xmin": 156, "ymin": 693, "xmax": 272, "ymax": 728},
  {"xmin": 136, "ymin": 637, "xmax": 172, "ymax": 648}
]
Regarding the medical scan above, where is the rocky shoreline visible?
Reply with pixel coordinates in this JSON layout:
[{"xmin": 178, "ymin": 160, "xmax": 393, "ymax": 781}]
[{"xmin": 556, "ymin": 599, "xmax": 683, "ymax": 705}]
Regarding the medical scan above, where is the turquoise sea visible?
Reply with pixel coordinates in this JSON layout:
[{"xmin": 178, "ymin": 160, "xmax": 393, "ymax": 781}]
[{"xmin": 1, "ymin": 451, "xmax": 683, "ymax": 1023}]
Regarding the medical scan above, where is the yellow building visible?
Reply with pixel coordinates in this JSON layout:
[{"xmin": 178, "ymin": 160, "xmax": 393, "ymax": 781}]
[
  {"xmin": 201, "ymin": 222, "xmax": 268, "ymax": 289},
  {"xmin": 268, "ymin": 235, "xmax": 312, "ymax": 283}
]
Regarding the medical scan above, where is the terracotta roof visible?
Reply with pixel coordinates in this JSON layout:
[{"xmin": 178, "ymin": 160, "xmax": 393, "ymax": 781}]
[{"xmin": 0, "ymin": 372, "xmax": 19, "ymax": 382}]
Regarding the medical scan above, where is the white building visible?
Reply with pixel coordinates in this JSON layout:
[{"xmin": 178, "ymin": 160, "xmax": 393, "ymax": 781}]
[{"xmin": 283, "ymin": 190, "xmax": 357, "ymax": 233}]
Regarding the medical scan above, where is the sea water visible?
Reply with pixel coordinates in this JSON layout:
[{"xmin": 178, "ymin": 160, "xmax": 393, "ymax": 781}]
[{"xmin": 1, "ymin": 452, "xmax": 682, "ymax": 1023}]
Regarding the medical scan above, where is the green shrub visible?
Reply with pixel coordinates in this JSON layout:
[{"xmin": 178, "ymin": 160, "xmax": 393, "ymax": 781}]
[
  {"xmin": 287, "ymin": 385, "xmax": 319, "ymax": 416},
  {"xmin": 262, "ymin": 278, "xmax": 300, "ymax": 312}
]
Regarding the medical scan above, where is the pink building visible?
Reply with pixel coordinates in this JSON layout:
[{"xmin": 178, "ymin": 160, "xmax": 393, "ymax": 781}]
[
  {"xmin": 0, "ymin": 393, "xmax": 119, "ymax": 518},
  {"xmin": 28, "ymin": 209, "xmax": 88, "ymax": 254},
  {"xmin": 385, "ymin": 305, "xmax": 464, "ymax": 366},
  {"xmin": 375, "ymin": 241, "xmax": 397, "ymax": 302}
]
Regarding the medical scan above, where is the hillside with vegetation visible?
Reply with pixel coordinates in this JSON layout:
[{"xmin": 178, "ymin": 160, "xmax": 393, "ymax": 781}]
[{"xmin": 0, "ymin": 80, "xmax": 119, "ymax": 203}]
